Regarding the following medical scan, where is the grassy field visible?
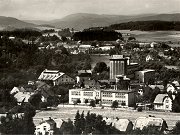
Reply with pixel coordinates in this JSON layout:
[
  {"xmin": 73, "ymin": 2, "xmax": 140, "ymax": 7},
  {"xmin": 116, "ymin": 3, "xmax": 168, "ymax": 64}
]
[
  {"xmin": 117, "ymin": 30, "xmax": 180, "ymax": 43},
  {"xmin": 34, "ymin": 105, "xmax": 180, "ymax": 129}
]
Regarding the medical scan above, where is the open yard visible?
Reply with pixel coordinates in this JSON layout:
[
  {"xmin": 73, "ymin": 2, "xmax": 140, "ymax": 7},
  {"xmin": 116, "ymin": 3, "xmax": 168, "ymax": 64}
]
[{"xmin": 34, "ymin": 105, "xmax": 180, "ymax": 129}]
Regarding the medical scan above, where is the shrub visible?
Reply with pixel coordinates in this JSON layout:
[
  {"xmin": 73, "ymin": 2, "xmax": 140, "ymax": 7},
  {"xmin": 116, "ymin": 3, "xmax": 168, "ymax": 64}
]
[{"xmin": 137, "ymin": 107, "xmax": 143, "ymax": 112}]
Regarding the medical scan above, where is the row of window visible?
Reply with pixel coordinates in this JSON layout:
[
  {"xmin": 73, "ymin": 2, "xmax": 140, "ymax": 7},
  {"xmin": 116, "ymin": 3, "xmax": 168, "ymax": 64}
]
[
  {"xmin": 115, "ymin": 93, "xmax": 125, "ymax": 98},
  {"xmin": 102, "ymin": 99, "xmax": 113, "ymax": 104},
  {"xmin": 116, "ymin": 100, "xmax": 126, "ymax": 103},
  {"xmin": 96, "ymin": 92, "xmax": 100, "ymax": 97},
  {"xmin": 102, "ymin": 92, "xmax": 112, "ymax": 97},
  {"xmin": 71, "ymin": 98, "xmax": 79, "ymax": 102},
  {"xmin": 71, "ymin": 91, "xmax": 80, "ymax": 96},
  {"xmin": 83, "ymin": 92, "xmax": 93, "ymax": 96}
]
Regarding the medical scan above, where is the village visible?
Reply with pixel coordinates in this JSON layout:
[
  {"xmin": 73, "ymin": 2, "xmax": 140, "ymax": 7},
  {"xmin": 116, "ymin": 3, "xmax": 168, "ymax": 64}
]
[
  {"xmin": 3, "ymin": 30, "xmax": 180, "ymax": 134},
  {"xmin": 0, "ymin": 19, "xmax": 180, "ymax": 135}
]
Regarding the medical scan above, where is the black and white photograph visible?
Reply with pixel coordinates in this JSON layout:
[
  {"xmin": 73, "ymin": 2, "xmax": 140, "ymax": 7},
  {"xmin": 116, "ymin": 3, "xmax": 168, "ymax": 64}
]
[{"xmin": 0, "ymin": 0, "xmax": 180, "ymax": 134}]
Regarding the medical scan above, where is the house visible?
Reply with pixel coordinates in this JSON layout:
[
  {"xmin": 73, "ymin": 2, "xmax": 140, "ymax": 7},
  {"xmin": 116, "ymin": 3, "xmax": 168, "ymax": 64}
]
[
  {"xmin": 135, "ymin": 69, "xmax": 155, "ymax": 83},
  {"xmin": 134, "ymin": 116, "xmax": 168, "ymax": 131},
  {"xmin": 103, "ymin": 117, "xmax": 133, "ymax": 132},
  {"xmin": 35, "ymin": 117, "xmax": 57, "ymax": 135},
  {"xmin": 99, "ymin": 46, "xmax": 115, "ymax": 51},
  {"xmin": 14, "ymin": 91, "xmax": 46, "ymax": 105},
  {"xmin": 76, "ymin": 70, "xmax": 92, "ymax": 83},
  {"xmin": 78, "ymin": 45, "xmax": 92, "ymax": 53},
  {"xmin": 150, "ymin": 42, "xmax": 159, "ymax": 48},
  {"xmin": 149, "ymin": 85, "xmax": 164, "ymax": 91},
  {"xmin": 11, "ymin": 87, "xmax": 26, "ymax": 94},
  {"xmin": 36, "ymin": 81, "xmax": 54, "ymax": 101},
  {"xmin": 14, "ymin": 92, "xmax": 34, "ymax": 105},
  {"xmin": 167, "ymin": 81, "xmax": 180, "ymax": 94},
  {"xmin": 83, "ymin": 79, "xmax": 100, "ymax": 89},
  {"xmin": 139, "ymin": 42, "xmax": 150, "ymax": 48},
  {"xmin": 38, "ymin": 69, "xmax": 75, "ymax": 85},
  {"xmin": 153, "ymin": 94, "xmax": 173, "ymax": 111},
  {"xmin": 146, "ymin": 54, "xmax": 154, "ymax": 62}
]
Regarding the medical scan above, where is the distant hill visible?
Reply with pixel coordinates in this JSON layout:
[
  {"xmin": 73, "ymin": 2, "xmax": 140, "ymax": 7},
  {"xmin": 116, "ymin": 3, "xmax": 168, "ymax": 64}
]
[
  {"xmin": 47, "ymin": 13, "xmax": 143, "ymax": 30},
  {"xmin": 2, "ymin": 13, "xmax": 180, "ymax": 31},
  {"xmin": 45, "ymin": 13, "xmax": 180, "ymax": 30},
  {"xmin": 107, "ymin": 20, "xmax": 180, "ymax": 31},
  {"xmin": 0, "ymin": 16, "xmax": 36, "ymax": 30}
]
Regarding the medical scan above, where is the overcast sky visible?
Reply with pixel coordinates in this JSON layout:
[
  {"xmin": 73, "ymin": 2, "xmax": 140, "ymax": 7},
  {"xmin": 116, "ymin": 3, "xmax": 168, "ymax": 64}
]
[{"xmin": 0, "ymin": 0, "xmax": 180, "ymax": 20}]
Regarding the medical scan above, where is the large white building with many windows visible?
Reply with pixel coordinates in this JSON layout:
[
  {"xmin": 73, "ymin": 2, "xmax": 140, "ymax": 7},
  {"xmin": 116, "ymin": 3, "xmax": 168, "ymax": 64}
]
[
  {"xmin": 69, "ymin": 88, "xmax": 135, "ymax": 107},
  {"xmin": 69, "ymin": 88, "xmax": 100, "ymax": 104}
]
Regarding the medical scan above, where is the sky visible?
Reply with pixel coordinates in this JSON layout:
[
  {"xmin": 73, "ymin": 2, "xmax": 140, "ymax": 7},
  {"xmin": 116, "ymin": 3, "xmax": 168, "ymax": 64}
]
[{"xmin": 0, "ymin": 0, "xmax": 180, "ymax": 20}]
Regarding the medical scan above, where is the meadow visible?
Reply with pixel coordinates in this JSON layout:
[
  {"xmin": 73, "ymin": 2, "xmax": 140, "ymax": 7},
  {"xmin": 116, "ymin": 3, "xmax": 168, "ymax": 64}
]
[
  {"xmin": 34, "ymin": 105, "xmax": 180, "ymax": 129},
  {"xmin": 117, "ymin": 30, "xmax": 180, "ymax": 44}
]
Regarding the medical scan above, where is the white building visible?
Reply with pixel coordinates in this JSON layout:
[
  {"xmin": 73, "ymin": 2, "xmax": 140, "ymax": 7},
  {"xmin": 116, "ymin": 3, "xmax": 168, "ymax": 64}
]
[
  {"xmin": 153, "ymin": 94, "xmax": 173, "ymax": 111},
  {"xmin": 38, "ymin": 69, "xmax": 75, "ymax": 85},
  {"xmin": 146, "ymin": 54, "xmax": 154, "ymax": 62},
  {"xmin": 100, "ymin": 89, "xmax": 135, "ymax": 107},
  {"xmin": 69, "ymin": 88, "xmax": 136, "ymax": 107},
  {"xmin": 167, "ymin": 81, "xmax": 180, "ymax": 94},
  {"xmin": 78, "ymin": 45, "xmax": 92, "ymax": 53},
  {"xmin": 99, "ymin": 46, "xmax": 115, "ymax": 51},
  {"xmin": 69, "ymin": 88, "xmax": 100, "ymax": 104},
  {"xmin": 35, "ymin": 117, "xmax": 57, "ymax": 135}
]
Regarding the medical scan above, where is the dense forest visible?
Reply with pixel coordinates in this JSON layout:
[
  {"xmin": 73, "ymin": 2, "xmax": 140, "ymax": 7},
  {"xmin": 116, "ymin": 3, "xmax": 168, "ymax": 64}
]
[
  {"xmin": 0, "ymin": 29, "xmax": 42, "ymax": 39},
  {"xmin": 73, "ymin": 29, "xmax": 122, "ymax": 41},
  {"xmin": 108, "ymin": 21, "xmax": 180, "ymax": 31}
]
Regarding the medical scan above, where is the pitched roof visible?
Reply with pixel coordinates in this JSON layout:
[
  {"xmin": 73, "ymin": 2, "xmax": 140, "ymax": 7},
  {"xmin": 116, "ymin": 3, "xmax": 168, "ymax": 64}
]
[
  {"xmin": 14, "ymin": 92, "xmax": 34, "ymax": 103},
  {"xmin": 103, "ymin": 117, "xmax": 132, "ymax": 132},
  {"xmin": 113, "ymin": 119, "xmax": 132, "ymax": 132},
  {"xmin": 153, "ymin": 94, "xmax": 168, "ymax": 104},
  {"xmin": 134, "ymin": 116, "xmax": 167, "ymax": 130},
  {"xmin": 38, "ymin": 69, "xmax": 65, "ymax": 81},
  {"xmin": 149, "ymin": 85, "xmax": 164, "ymax": 90}
]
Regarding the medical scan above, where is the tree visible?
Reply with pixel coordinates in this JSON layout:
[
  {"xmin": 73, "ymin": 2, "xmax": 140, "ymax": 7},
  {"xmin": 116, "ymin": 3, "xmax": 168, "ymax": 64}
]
[
  {"xmin": 74, "ymin": 110, "xmax": 81, "ymax": 134},
  {"xmin": 172, "ymin": 92, "xmax": 180, "ymax": 112},
  {"xmin": 93, "ymin": 62, "xmax": 108, "ymax": 73},
  {"xmin": 40, "ymin": 102, "xmax": 48, "ymax": 110},
  {"xmin": 121, "ymin": 102, "xmax": 126, "ymax": 107},
  {"xmin": 111, "ymin": 101, "xmax": 118, "ymax": 109},
  {"xmin": 28, "ymin": 93, "xmax": 42, "ymax": 109},
  {"xmin": 77, "ymin": 99, "xmax": 81, "ymax": 104},
  {"xmin": 80, "ymin": 111, "xmax": 85, "ymax": 132},
  {"xmin": 23, "ymin": 103, "xmax": 36, "ymax": 134},
  {"xmin": 85, "ymin": 99, "xmax": 88, "ymax": 105},
  {"xmin": 89, "ymin": 100, "xmax": 96, "ymax": 107},
  {"xmin": 137, "ymin": 106, "xmax": 143, "ymax": 112},
  {"xmin": 60, "ymin": 119, "xmax": 74, "ymax": 134},
  {"xmin": 171, "ymin": 121, "xmax": 180, "ymax": 134}
]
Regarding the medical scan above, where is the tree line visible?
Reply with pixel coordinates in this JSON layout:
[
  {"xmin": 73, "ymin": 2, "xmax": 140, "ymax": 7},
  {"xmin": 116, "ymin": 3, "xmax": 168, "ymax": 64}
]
[
  {"xmin": 108, "ymin": 21, "xmax": 180, "ymax": 31},
  {"xmin": 73, "ymin": 29, "xmax": 122, "ymax": 41},
  {"xmin": 0, "ymin": 29, "xmax": 42, "ymax": 39}
]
